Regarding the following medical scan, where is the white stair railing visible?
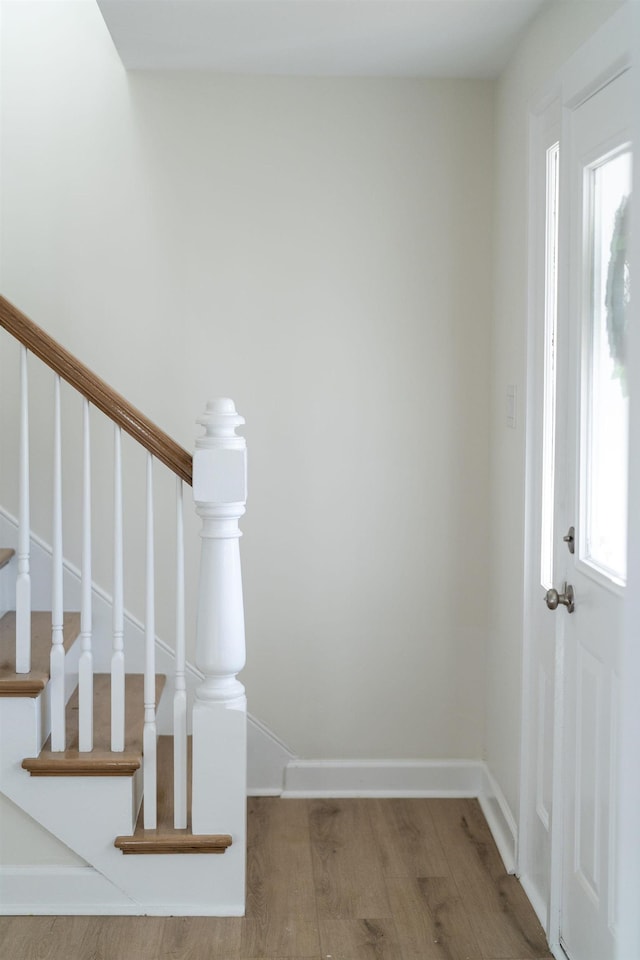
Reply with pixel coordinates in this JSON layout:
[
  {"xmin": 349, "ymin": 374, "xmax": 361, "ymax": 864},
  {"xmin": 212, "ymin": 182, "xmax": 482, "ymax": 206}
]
[
  {"xmin": 15, "ymin": 345, "xmax": 31, "ymax": 673},
  {"xmin": 111, "ymin": 424, "xmax": 125, "ymax": 752},
  {"xmin": 78, "ymin": 398, "xmax": 93, "ymax": 752},
  {"xmin": 173, "ymin": 477, "xmax": 187, "ymax": 829},
  {"xmin": 3, "ymin": 299, "xmax": 248, "ymax": 847},
  {"xmin": 50, "ymin": 374, "xmax": 65, "ymax": 750},
  {"xmin": 143, "ymin": 452, "xmax": 158, "ymax": 829}
]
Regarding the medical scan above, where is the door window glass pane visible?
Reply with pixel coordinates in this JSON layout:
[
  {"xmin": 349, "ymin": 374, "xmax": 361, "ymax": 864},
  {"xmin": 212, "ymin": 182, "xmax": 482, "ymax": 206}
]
[{"xmin": 583, "ymin": 149, "xmax": 631, "ymax": 584}]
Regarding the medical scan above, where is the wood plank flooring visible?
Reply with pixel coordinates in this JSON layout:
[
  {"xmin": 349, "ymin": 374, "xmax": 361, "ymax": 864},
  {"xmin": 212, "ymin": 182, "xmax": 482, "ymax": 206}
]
[{"xmin": 0, "ymin": 797, "xmax": 552, "ymax": 960}]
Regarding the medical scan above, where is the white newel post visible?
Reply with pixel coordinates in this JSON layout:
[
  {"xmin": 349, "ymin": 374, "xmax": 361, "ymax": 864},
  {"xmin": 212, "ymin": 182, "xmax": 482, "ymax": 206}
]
[{"xmin": 191, "ymin": 399, "xmax": 247, "ymax": 848}]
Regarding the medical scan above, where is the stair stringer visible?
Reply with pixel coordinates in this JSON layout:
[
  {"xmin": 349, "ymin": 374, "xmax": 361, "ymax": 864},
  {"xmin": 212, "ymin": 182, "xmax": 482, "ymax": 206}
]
[{"xmin": 0, "ymin": 694, "xmax": 246, "ymax": 915}]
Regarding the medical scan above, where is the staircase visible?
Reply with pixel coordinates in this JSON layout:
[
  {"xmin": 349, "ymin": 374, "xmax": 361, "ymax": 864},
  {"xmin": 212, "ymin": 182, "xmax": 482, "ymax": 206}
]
[{"xmin": 0, "ymin": 297, "xmax": 248, "ymax": 915}]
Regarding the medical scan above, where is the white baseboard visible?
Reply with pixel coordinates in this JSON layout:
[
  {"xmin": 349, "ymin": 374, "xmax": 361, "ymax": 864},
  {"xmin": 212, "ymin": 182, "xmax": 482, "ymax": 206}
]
[
  {"xmin": 520, "ymin": 870, "xmax": 549, "ymax": 934},
  {"xmin": 0, "ymin": 865, "xmax": 246, "ymax": 916},
  {"xmin": 282, "ymin": 758, "xmax": 485, "ymax": 798},
  {"xmin": 478, "ymin": 764, "xmax": 518, "ymax": 874},
  {"xmin": 0, "ymin": 866, "xmax": 135, "ymax": 914}
]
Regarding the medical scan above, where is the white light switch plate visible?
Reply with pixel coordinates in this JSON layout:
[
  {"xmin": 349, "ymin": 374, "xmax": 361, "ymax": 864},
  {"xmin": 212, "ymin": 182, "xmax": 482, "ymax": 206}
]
[{"xmin": 506, "ymin": 384, "xmax": 517, "ymax": 429}]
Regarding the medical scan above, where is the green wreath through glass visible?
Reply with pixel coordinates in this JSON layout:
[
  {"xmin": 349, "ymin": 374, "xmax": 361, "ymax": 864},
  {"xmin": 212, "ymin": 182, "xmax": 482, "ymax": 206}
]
[{"xmin": 605, "ymin": 193, "xmax": 630, "ymax": 398}]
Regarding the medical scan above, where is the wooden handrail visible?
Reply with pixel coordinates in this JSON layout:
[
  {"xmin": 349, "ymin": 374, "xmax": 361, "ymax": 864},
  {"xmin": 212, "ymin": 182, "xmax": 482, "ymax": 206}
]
[{"xmin": 0, "ymin": 296, "xmax": 192, "ymax": 485}]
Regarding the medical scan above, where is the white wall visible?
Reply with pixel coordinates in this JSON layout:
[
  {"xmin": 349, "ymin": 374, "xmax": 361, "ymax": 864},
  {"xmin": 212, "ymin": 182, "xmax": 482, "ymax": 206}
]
[
  {"xmin": 0, "ymin": 1, "xmax": 494, "ymax": 763},
  {"xmin": 487, "ymin": 0, "xmax": 622, "ymax": 820}
]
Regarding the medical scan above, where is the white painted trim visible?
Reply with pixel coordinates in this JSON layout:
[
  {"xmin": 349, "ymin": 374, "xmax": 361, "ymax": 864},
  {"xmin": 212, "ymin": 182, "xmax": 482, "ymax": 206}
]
[
  {"xmin": 478, "ymin": 764, "xmax": 517, "ymax": 875},
  {"xmin": 283, "ymin": 758, "xmax": 480, "ymax": 798},
  {"xmin": 0, "ymin": 865, "xmax": 136, "ymax": 914},
  {"xmin": 561, "ymin": 6, "xmax": 631, "ymax": 110},
  {"xmin": 283, "ymin": 759, "xmax": 483, "ymax": 798},
  {"xmin": 521, "ymin": 870, "xmax": 549, "ymax": 935},
  {"xmin": 0, "ymin": 865, "xmax": 246, "ymax": 916},
  {"xmin": 520, "ymin": 88, "xmax": 561, "ymax": 889}
]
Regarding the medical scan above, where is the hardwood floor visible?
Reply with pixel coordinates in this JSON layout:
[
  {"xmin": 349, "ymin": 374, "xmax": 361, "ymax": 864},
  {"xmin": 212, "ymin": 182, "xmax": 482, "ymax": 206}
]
[{"xmin": 0, "ymin": 798, "xmax": 552, "ymax": 960}]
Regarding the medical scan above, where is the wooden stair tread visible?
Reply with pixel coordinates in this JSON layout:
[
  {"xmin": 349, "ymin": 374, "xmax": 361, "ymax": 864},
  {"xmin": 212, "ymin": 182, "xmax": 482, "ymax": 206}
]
[
  {"xmin": 0, "ymin": 611, "xmax": 80, "ymax": 697},
  {"xmin": 0, "ymin": 548, "xmax": 15, "ymax": 570},
  {"xmin": 114, "ymin": 735, "xmax": 232, "ymax": 855},
  {"xmin": 22, "ymin": 673, "xmax": 166, "ymax": 776},
  {"xmin": 114, "ymin": 834, "xmax": 232, "ymax": 855}
]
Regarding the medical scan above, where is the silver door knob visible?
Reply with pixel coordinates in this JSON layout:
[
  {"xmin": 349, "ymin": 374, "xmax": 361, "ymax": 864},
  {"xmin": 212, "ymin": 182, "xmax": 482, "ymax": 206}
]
[{"xmin": 544, "ymin": 582, "xmax": 575, "ymax": 613}]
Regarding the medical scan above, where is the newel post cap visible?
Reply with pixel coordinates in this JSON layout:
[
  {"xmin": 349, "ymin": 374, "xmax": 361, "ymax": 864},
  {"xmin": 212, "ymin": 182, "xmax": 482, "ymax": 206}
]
[
  {"xmin": 196, "ymin": 398, "xmax": 245, "ymax": 442},
  {"xmin": 193, "ymin": 398, "xmax": 247, "ymax": 505}
]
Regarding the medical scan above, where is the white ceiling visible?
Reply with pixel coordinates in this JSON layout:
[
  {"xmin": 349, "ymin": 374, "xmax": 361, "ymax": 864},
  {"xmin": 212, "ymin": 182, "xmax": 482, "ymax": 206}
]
[{"xmin": 97, "ymin": 0, "xmax": 549, "ymax": 78}]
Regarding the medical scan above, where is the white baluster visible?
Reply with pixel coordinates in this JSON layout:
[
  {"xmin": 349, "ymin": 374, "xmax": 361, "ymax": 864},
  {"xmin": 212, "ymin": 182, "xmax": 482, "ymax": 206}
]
[
  {"xmin": 111, "ymin": 425, "xmax": 125, "ymax": 752},
  {"xmin": 173, "ymin": 477, "xmax": 187, "ymax": 829},
  {"xmin": 78, "ymin": 398, "xmax": 93, "ymax": 752},
  {"xmin": 16, "ymin": 346, "xmax": 31, "ymax": 674},
  {"xmin": 191, "ymin": 399, "xmax": 247, "ymax": 837},
  {"xmin": 50, "ymin": 376, "xmax": 65, "ymax": 750},
  {"xmin": 143, "ymin": 453, "xmax": 157, "ymax": 829}
]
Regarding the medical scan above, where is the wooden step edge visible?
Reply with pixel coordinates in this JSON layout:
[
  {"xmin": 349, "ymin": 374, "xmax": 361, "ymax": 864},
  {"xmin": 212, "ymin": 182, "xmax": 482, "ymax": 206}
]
[
  {"xmin": 22, "ymin": 756, "xmax": 141, "ymax": 777},
  {"xmin": 113, "ymin": 833, "xmax": 232, "ymax": 855},
  {"xmin": 0, "ymin": 611, "xmax": 81, "ymax": 699},
  {"xmin": 21, "ymin": 673, "xmax": 164, "ymax": 776},
  {"xmin": 0, "ymin": 677, "xmax": 47, "ymax": 697},
  {"xmin": 0, "ymin": 548, "xmax": 15, "ymax": 571}
]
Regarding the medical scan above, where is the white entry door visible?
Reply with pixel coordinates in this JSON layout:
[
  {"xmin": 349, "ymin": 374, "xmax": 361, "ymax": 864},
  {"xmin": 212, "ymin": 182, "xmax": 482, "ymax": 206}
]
[{"xmin": 554, "ymin": 68, "xmax": 632, "ymax": 960}]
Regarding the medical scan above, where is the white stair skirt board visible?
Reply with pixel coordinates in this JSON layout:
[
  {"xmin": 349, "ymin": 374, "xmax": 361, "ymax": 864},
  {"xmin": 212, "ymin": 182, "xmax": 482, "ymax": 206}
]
[
  {"xmin": 0, "ymin": 865, "xmax": 246, "ymax": 916},
  {"xmin": 0, "ymin": 866, "xmax": 137, "ymax": 915}
]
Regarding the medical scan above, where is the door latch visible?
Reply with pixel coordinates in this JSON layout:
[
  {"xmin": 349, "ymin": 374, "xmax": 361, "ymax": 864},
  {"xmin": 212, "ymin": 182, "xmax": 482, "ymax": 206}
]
[
  {"xmin": 563, "ymin": 526, "xmax": 575, "ymax": 554},
  {"xmin": 544, "ymin": 582, "xmax": 575, "ymax": 614}
]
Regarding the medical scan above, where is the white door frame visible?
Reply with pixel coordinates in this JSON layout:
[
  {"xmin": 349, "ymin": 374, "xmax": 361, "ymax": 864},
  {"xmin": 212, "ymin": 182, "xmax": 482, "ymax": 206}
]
[
  {"xmin": 616, "ymin": 5, "xmax": 640, "ymax": 959},
  {"xmin": 519, "ymin": 81, "xmax": 561, "ymax": 933},
  {"xmin": 520, "ymin": 6, "xmax": 634, "ymax": 957}
]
